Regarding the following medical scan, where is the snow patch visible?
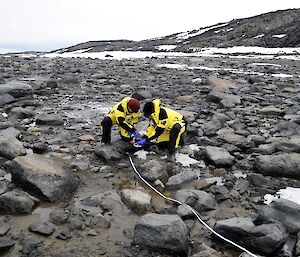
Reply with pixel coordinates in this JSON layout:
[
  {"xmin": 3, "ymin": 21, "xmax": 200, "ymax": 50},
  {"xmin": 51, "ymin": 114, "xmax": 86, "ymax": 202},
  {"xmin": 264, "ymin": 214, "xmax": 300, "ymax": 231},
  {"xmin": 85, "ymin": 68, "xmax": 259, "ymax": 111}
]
[
  {"xmin": 175, "ymin": 153, "xmax": 199, "ymax": 167},
  {"xmin": 272, "ymin": 34, "xmax": 286, "ymax": 39},
  {"xmin": 264, "ymin": 187, "xmax": 300, "ymax": 205}
]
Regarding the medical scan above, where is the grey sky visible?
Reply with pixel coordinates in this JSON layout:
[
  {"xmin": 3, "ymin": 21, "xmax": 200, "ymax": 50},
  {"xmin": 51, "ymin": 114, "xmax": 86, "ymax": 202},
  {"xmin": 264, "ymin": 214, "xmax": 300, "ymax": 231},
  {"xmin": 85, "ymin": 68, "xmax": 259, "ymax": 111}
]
[{"xmin": 1, "ymin": 0, "xmax": 300, "ymax": 52}]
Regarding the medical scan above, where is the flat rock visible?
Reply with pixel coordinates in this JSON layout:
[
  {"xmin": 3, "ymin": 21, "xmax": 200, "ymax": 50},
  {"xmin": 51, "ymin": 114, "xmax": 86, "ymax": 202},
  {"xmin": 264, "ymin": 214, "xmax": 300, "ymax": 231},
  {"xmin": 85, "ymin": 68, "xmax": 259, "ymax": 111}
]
[{"xmin": 9, "ymin": 154, "xmax": 79, "ymax": 202}]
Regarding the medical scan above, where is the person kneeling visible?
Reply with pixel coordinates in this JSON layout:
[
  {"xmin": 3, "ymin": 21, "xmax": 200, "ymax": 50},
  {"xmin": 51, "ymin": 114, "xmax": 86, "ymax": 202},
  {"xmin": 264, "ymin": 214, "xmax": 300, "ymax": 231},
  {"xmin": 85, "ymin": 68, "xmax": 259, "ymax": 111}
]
[
  {"xmin": 101, "ymin": 97, "xmax": 141, "ymax": 145},
  {"xmin": 137, "ymin": 99, "xmax": 187, "ymax": 160}
]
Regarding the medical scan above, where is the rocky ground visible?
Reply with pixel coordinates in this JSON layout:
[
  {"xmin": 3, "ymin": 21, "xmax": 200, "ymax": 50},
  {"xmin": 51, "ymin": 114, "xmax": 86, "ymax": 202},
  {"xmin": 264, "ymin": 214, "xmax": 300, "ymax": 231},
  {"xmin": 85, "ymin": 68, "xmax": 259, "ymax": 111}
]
[{"xmin": 0, "ymin": 53, "xmax": 300, "ymax": 257}]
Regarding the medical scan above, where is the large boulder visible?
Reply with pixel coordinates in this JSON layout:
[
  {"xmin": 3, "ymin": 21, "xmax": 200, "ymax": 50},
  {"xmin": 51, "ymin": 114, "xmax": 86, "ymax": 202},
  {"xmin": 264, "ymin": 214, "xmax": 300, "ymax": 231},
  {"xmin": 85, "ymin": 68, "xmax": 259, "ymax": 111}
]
[
  {"xmin": 244, "ymin": 223, "xmax": 287, "ymax": 255},
  {"xmin": 0, "ymin": 81, "xmax": 33, "ymax": 98},
  {"xmin": 9, "ymin": 154, "xmax": 79, "ymax": 202},
  {"xmin": 0, "ymin": 134, "xmax": 26, "ymax": 160},
  {"xmin": 133, "ymin": 213, "xmax": 190, "ymax": 256},
  {"xmin": 214, "ymin": 217, "xmax": 255, "ymax": 241},
  {"xmin": 0, "ymin": 189, "xmax": 39, "ymax": 214},
  {"xmin": 257, "ymin": 199, "xmax": 300, "ymax": 234},
  {"xmin": 255, "ymin": 153, "xmax": 300, "ymax": 178},
  {"xmin": 120, "ymin": 189, "xmax": 151, "ymax": 213}
]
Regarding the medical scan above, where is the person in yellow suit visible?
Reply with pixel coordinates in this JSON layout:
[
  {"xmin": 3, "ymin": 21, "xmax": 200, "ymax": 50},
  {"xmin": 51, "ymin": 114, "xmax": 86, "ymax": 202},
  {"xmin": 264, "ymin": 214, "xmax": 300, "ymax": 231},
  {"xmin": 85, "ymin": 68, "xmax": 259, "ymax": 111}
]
[
  {"xmin": 101, "ymin": 97, "xmax": 141, "ymax": 144},
  {"xmin": 137, "ymin": 99, "xmax": 187, "ymax": 159}
]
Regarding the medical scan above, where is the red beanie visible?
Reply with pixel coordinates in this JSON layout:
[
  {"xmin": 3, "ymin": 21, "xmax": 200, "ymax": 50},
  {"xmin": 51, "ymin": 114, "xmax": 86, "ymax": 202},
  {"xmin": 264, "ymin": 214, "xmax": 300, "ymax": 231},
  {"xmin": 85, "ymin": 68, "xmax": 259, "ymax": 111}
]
[{"xmin": 128, "ymin": 98, "xmax": 140, "ymax": 112}]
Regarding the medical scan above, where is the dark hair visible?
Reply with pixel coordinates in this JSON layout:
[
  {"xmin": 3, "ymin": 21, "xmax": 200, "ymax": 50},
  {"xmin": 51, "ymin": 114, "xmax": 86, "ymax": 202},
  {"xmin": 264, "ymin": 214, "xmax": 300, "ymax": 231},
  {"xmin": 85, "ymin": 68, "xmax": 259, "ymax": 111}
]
[{"xmin": 143, "ymin": 102, "xmax": 155, "ymax": 116}]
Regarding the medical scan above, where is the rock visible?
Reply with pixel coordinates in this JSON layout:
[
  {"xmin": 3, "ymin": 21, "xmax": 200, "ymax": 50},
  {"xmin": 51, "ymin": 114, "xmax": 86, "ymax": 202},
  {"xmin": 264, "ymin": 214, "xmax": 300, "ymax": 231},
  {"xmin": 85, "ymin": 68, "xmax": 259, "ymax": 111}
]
[
  {"xmin": 255, "ymin": 153, "xmax": 300, "ymax": 178},
  {"xmin": 174, "ymin": 189, "xmax": 217, "ymax": 212},
  {"xmin": 131, "ymin": 90, "xmax": 153, "ymax": 100},
  {"xmin": 36, "ymin": 113, "xmax": 64, "ymax": 126},
  {"xmin": 247, "ymin": 173, "xmax": 271, "ymax": 187},
  {"xmin": 214, "ymin": 217, "xmax": 255, "ymax": 241},
  {"xmin": 9, "ymin": 154, "xmax": 79, "ymax": 202},
  {"xmin": 204, "ymin": 146, "xmax": 235, "ymax": 166},
  {"xmin": 0, "ymin": 189, "xmax": 39, "ymax": 214},
  {"xmin": 244, "ymin": 223, "xmax": 287, "ymax": 255},
  {"xmin": 296, "ymin": 232, "xmax": 300, "ymax": 256},
  {"xmin": 176, "ymin": 95, "xmax": 195, "ymax": 103},
  {"xmin": 0, "ymin": 236, "xmax": 15, "ymax": 252},
  {"xmin": 0, "ymin": 127, "xmax": 21, "ymax": 138},
  {"xmin": 50, "ymin": 208, "xmax": 70, "ymax": 225},
  {"xmin": 0, "ymin": 217, "xmax": 11, "ymax": 236},
  {"xmin": 207, "ymin": 76, "xmax": 238, "ymax": 91},
  {"xmin": 257, "ymin": 199, "xmax": 300, "ymax": 234},
  {"xmin": 177, "ymin": 204, "xmax": 194, "ymax": 219},
  {"xmin": 10, "ymin": 107, "xmax": 35, "ymax": 119},
  {"xmin": 94, "ymin": 143, "xmax": 124, "ymax": 161},
  {"xmin": 20, "ymin": 238, "xmax": 43, "ymax": 255},
  {"xmin": 0, "ymin": 94, "xmax": 15, "ymax": 106},
  {"xmin": 133, "ymin": 213, "xmax": 190, "ymax": 256},
  {"xmin": 219, "ymin": 133, "xmax": 249, "ymax": 148},
  {"xmin": 0, "ymin": 134, "xmax": 26, "ymax": 159},
  {"xmin": 140, "ymin": 160, "xmax": 168, "ymax": 182},
  {"xmin": 0, "ymin": 81, "xmax": 33, "ymax": 98},
  {"xmin": 259, "ymin": 106, "xmax": 284, "ymax": 116},
  {"xmin": 121, "ymin": 189, "xmax": 151, "ymax": 213},
  {"xmin": 88, "ymin": 214, "xmax": 111, "ymax": 229},
  {"xmin": 166, "ymin": 170, "xmax": 200, "ymax": 189},
  {"xmin": 28, "ymin": 222, "xmax": 56, "ymax": 236},
  {"xmin": 79, "ymin": 135, "xmax": 95, "ymax": 141}
]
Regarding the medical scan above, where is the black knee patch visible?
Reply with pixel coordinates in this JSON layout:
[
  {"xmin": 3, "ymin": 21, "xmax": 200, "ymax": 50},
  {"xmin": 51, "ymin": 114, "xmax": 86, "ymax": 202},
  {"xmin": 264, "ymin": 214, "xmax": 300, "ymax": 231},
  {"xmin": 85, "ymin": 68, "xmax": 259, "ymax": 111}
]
[{"xmin": 101, "ymin": 116, "xmax": 112, "ymax": 127}]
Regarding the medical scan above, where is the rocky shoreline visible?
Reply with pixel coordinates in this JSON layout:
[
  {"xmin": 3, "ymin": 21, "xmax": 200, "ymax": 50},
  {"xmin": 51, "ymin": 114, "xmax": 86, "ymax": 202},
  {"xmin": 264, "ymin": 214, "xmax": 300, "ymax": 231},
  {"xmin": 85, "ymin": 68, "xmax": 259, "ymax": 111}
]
[{"xmin": 0, "ymin": 53, "xmax": 300, "ymax": 257}]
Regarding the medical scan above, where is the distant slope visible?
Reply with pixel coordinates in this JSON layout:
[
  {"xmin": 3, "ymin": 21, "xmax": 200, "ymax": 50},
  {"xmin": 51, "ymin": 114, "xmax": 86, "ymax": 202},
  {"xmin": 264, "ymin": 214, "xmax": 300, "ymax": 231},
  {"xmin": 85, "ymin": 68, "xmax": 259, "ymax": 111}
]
[{"xmin": 54, "ymin": 8, "xmax": 300, "ymax": 54}]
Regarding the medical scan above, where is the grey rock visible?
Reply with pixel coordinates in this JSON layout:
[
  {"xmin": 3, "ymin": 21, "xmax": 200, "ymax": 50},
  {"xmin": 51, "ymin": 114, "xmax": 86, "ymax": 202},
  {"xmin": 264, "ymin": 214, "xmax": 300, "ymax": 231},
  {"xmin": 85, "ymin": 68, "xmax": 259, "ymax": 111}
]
[
  {"xmin": 0, "ymin": 81, "xmax": 33, "ymax": 98},
  {"xmin": 140, "ymin": 160, "xmax": 168, "ymax": 182},
  {"xmin": 133, "ymin": 213, "xmax": 190, "ymax": 256},
  {"xmin": 0, "ymin": 135, "xmax": 26, "ymax": 159},
  {"xmin": 0, "ymin": 189, "xmax": 39, "ymax": 214},
  {"xmin": 50, "ymin": 208, "xmax": 70, "ymax": 225},
  {"xmin": 0, "ymin": 93, "xmax": 15, "ymax": 106},
  {"xmin": 94, "ymin": 143, "xmax": 124, "ymax": 161},
  {"xmin": 132, "ymin": 90, "xmax": 153, "ymax": 100},
  {"xmin": 245, "ymin": 223, "xmax": 288, "ymax": 255},
  {"xmin": 296, "ymin": 232, "xmax": 300, "ymax": 256},
  {"xmin": 214, "ymin": 217, "xmax": 255, "ymax": 241},
  {"xmin": 257, "ymin": 199, "xmax": 300, "ymax": 234},
  {"xmin": 255, "ymin": 153, "xmax": 300, "ymax": 178},
  {"xmin": 9, "ymin": 154, "xmax": 79, "ymax": 202},
  {"xmin": 0, "ymin": 236, "xmax": 15, "ymax": 251},
  {"xmin": 28, "ymin": 222, "xmax": 56, "ymax": 236},
  {"xmin": 121, "ymin": 189, "xmax": 151, "ymax": 213},
  {"xmin": 36, "ymin": 113, "xmax": 64, "ymax": 126},
  {"xmin": 0, "ymin": 127, "xmax": 21, "ymax": 138},
  {"xmin": 166, "ymin": 170, "xmax": 200, "ymax": 189},
  {"xmin": 174, "ymin": 189, "xmax": 217, "ymax": 212},
  {"xmin": 204, "ymin": 146, "xmax": 235, "ymax": 166},
  {"xmin": 0, "ymin": 217, "xmax": 11, "ymax": 236}
]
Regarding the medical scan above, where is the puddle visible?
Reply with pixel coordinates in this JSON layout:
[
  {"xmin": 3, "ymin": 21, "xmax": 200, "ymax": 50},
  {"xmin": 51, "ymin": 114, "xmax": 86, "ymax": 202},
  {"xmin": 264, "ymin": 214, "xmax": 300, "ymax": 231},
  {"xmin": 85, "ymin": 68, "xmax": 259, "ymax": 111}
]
[
  {"xmin": 117, "ymin": 180, "xmax": 133, "ymax": 190},
  {"xmin": 63, "ymin": 102, "xmax": 112, "ymax": 124},
  {"xmin": 31, "ymin": 203, "xmax": 54, "ymax": 222}
]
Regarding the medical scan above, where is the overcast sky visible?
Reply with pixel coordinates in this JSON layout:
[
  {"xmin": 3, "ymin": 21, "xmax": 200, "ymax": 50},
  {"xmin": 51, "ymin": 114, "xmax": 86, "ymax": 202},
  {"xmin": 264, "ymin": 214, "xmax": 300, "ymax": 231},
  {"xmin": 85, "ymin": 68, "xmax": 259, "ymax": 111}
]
[{"xmin": 1, "ymin": 0, "xmax": 300, "ymax": 53}]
